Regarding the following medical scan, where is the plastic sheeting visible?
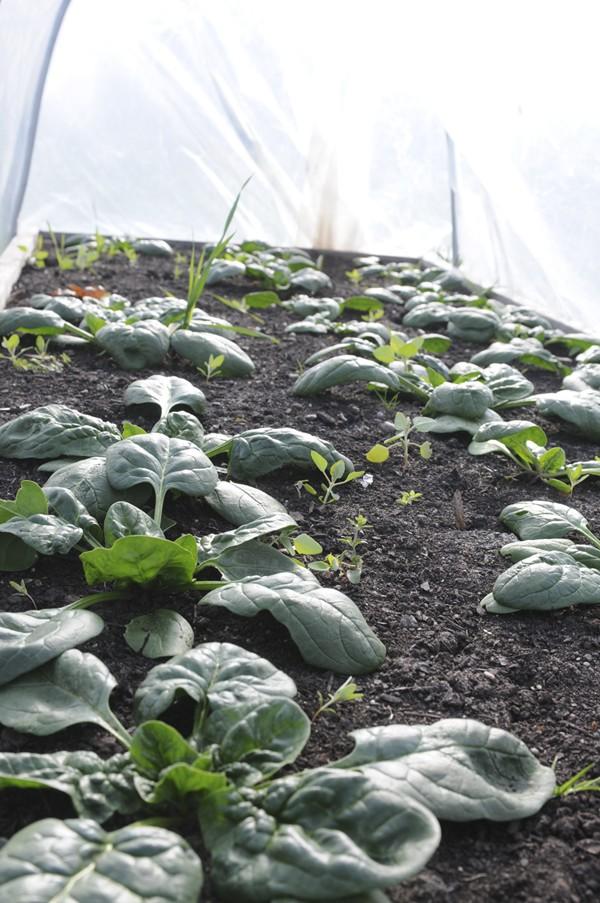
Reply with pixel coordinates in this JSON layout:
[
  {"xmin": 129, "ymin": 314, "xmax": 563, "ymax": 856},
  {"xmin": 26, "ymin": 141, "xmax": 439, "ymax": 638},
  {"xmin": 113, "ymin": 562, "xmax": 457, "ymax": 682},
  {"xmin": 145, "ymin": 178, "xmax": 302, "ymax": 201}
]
[{"xmin": 2, "ymin": 0, "xmax": 600, "ymax": 332}]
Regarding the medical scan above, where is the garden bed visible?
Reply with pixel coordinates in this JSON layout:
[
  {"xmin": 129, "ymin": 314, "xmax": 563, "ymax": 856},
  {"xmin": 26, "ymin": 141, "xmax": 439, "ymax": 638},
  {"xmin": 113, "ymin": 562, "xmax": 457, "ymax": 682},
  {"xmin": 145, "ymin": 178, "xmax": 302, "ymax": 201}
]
[{"xmin": 1, "ymin": 245, "xmax": 599, "ymax": 902}]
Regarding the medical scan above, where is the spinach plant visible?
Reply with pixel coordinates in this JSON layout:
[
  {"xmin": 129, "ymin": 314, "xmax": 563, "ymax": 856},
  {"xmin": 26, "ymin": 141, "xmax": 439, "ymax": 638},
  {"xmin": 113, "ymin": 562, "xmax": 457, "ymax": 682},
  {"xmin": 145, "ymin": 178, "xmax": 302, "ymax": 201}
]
[{"xmin": 0, "ymin": 641, "xmax": 556, "ymax": 902}]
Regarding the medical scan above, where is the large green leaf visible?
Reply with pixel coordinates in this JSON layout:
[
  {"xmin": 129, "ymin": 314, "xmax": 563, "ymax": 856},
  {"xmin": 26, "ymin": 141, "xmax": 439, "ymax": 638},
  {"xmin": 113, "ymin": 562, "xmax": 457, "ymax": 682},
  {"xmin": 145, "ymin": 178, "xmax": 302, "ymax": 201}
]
[
  {"xmin": 562, "ymin": 364, "xmax": 600, "ymax": 392},
  {"xmin": 201, "ymin": 571, "xmax": 386, "ymax": 674},
  {"xmin": 44, "ymin": 484, "xmax": 103, "ymax": 543},
  {"xmin": 483, "ymin": 363, "xmax": 535, "ymax": 406},
  {"xmin": 0, "ymin": 479, "xmax": 48, "ymax": 520},
  {"xmin": 0, "ymin": 750, "xmax": 142, "ymax": 822},
  {"xmin": 130, "ymin": 720, "xmax": 198, "ymax": 776},
  {"xmin": 199, "ymin": 769, "xmax": 439, "ymax": 902},
  {"xmin": 152, "ymin": 411, "xmax": 205, "ymax": 447},
  {"xmin": 536, "ymin": 389, "xmax": 600, "ymax": 440},
  {"xmin": 481, "ymin": 551, "xmax": 600, "ymax": 613},
  {"xmin": 0, "ymin": 307, "xmax": 70, "ymax": 336},
  {"xmin": 81, "ymin": 534, "xmax": 198, "ymax": 587},
  {"xmin": 226, "ymin": 428, "xmax": 353, "ymax": 480},
  {"xmin": 95, "ymin": 319, "xmax": 170, "ymax": 369},
  {"xmin": 125, "ymin": 609, "xmax": 194, "ymax": 658},
  {"xmin": 500, "ymin": 499, "xmax": 592, "ymax": 540},
  {"xmin": 106, "ymin": 434, "xmax": 218, "ymax": 517},
  {"xmin": 0, "ymin": 608, "xmax": 103, "ymax": 686},
  {"xmin": 335, "ymin": 718, "xmax": 556, "ymax": 820},
  {"xmin": 134, "ymin": 641, "xmax": 297, "ymax": 724},
  {"xmin": 0, "ymin": 649, "xmax": 129, "ymax": 743},
  {"xmin": 203, "ymin": 539, "xmax": 303, "ymax": 581},
  {"xmin": 446, "ymin": 307, "xmax": 500, "ymax": 343},
  {"xmin": 414, "ymin": 409, "xmax": 502, "ymax": 436},
  {"xmin": 423, "ymin": 381, "xmax": 494, "ymax": 420},
  {"xmin": 0, "ymin": 818, "xmax": 203, "ymax": 901},
  {"xmin": 0, "ymin": 404, "xmax": 120, "ymax": 459},
  {"xmin": 292, "ymin": 354, "xmax": 399, "ymax": 396},
  {"xmin": 171, "ymin": 329, "xmax": 255, "ymax": 376},
  {"xmin": 0, "ymin": 512, "xmax": 82, "ymax": 555},
  {"xmin": 472, "ymin": 337, "xmax": 568, "ymax": 373},
  {"xmin": 124, "ymin": 374, "xmax": 207, "ymax": 417},
  {"xmin": 205, "ymin": 480, "xmax": 287, "ymax": 526},
  {"xmin": 45, "ymin": 456, "xmax": 149, "ymax": 520}
]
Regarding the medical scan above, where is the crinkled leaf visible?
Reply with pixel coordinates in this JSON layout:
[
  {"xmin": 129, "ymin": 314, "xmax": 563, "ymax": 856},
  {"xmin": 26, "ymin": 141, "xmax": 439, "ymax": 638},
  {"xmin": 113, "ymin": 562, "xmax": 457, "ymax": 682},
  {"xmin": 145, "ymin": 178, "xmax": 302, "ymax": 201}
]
[
  {"xmin": 134, "ymin": 641, "xmax": 297, "ymax": 724},
  {"xmin": 0, "ymin": 608, "xmax": 103, "ymax": 686},
  {"xmin": 0, "ymin": 818, "xmax": 203, "ymax": 901},
  {"xmin": 293, "ymin": 355, "xmax": 399, "ymax": 396},
  {"xmin": 0, "ymin": 750, "xmax": 142, "ymax": 822},
  {"xmin": 500, "ymin": 538, "xmax": 575, "ymax": 562},
  {"xmin": 205, "ymin": 480, "xmax": 287, "ymax": 526},
  {"xmin": 227, "ymin": 427, "xmax": 353, "ymax": 480},
  {"xmin": 130, "ymin": 720, "xmax": 198, "ymax": 776},
  {"xmin": 125, "ymin": 609, "xmax": 194, "ymax": 658},
  {"xmin": 483, "ymin": 363, "xmax": 535, "ymax": 406},
  {"xmin": 335, "ymin": 718, "xmax": 556, "ymax": 821},
  {"xmin": 81, "ymin": 534, "xmax": 197, "ymax": 588},
  {"xmin": 205, "ymin": 539, "xmax": 303, "ymax": 580},
  {"xmin": 563, "ymin": 364, "xmax": 600, "ymax": 392},
  {"xmin": 202, "ymin": 571, "xmax": 386, "ymax": 674},
  {"xmin": 0, "ymin": 307, "xmax": 68, "ymax": 336},
  {"xmin": 500, "ymin": 499, "xmax": 591, "ymax": 540},
  {"xmin": 148, "ymin": 763, "xmax": 228, "ymax": 806},
  {"xmin": 153, "ymin": 411, "xmax": 205, "ymax": 447},
  {"xmin": 124, "ymin": 374, "xmax": 206, "ymax": 418},
  {"xmin": 104, "ymin": 501, "xmax": 164, "ymax": 544},
  {"xmin": 199, "ymin": 769, "xmax": 439, "ymax": 902},
  {"xmin": 44, "ymin": 484, "xmax": 103, "ymax": 543},
  {"xmin": 0, "ymin": 513, "xmax": 82, "ymax": 555},
  {"xmin": 0, "ymin": 404, "xmax": 120, "ymax": 459},
  {"xmin": 95, "ymin": 318, "xmax": 170, "ymax": 369},
  {"xmin": 289, "ymin": 267, "xmax": 333, "ymax": 293},
  {"xmin": 0, "ymin": 649, "xmax": 127, "ymax": 741}
]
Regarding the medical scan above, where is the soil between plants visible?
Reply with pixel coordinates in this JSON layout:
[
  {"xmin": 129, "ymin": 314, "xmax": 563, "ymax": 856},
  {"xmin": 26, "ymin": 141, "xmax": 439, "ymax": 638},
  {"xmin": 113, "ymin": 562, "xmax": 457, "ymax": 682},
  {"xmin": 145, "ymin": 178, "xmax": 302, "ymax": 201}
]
[{"xmin": 1, "ymin": 247, "xmax": 599, "ymax": 902}]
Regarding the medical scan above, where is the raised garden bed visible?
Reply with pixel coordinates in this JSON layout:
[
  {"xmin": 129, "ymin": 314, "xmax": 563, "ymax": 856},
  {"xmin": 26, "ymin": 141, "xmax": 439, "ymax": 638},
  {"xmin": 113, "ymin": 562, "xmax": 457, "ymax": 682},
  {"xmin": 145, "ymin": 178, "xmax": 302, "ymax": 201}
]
[{"xmin": 0, "ymin": 240, "xmax": 599, "ymax": 902}]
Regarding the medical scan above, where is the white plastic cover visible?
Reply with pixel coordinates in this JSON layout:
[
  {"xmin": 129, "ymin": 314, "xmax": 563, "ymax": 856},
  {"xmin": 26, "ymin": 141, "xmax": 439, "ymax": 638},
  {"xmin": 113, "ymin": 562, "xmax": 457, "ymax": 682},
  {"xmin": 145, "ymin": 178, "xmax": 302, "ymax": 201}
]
[{"xmin": 2, "ymin": 0, "xmax": 599, "ymax": 332}]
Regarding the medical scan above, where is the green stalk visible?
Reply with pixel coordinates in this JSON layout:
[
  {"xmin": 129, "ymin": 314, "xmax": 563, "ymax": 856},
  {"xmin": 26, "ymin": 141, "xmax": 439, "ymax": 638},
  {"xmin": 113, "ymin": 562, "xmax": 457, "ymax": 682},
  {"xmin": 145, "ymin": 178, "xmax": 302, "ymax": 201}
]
[
  {"xmin": 67, "ymin": 590, "xmax": 132, "ymax": 610},
  {"xmin": 192, "ymin": 579, "xmax": 229, "ymax": 593}
]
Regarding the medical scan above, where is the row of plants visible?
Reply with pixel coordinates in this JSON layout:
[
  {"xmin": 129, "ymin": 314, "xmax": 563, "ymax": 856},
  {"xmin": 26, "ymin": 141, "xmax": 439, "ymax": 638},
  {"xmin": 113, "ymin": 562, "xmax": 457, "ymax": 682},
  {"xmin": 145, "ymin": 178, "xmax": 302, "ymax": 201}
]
[{"xmin": 1, "ymin": 214, "xmax": 599, "ymax": 899}]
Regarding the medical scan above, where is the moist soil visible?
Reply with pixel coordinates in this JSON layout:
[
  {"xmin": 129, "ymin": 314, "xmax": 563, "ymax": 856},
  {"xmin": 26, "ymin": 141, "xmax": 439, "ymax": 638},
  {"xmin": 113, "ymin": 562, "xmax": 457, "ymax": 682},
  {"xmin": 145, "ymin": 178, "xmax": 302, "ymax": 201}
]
[{"xmin": 1, "ymin": 246, "xmax": 599, "ymax": 902}]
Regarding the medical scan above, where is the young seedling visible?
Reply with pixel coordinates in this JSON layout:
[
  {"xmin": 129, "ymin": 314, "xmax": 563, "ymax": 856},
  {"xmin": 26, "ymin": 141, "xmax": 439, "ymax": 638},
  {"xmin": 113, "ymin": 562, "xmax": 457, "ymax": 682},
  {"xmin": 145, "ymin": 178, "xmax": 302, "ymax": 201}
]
[
  {"xmin": 396, "ymin": 490, "xmax": 423, "ymax": 506},
  {"xmin": 367, "ymin": 411, "xmax": 432, "ymax": 467},
  {"xmin": 173, "ymin": 251, "xmax": 188, "ymax": 280},
  {"xmin": 19, "ymin": 235, "xmax": 48, "ymax": 268},
  {"xmin": 8, "ymin": 578, "xmax": 36, "ymax": 607},
  {"xmin": 299, "ymin": 451, "xmax": 365, "ymax": 505},
  {"xmin": 196, "ymin": 353, "xmax": 224, "ymax": 381},
  {"xmin": 345, "ymin": 268, "xmax": 363, "ymax": 285},
  {"xmin": 313, "ymin": 675, "xmax": 364, "ymax": 720},
  {"xmin": 183, "ymin": 178, "xmax": 250, "ymax": 328},
  {"xmin": 553, "ymin": 762, "xmax": 600, "ymax": 797},
  {"xmin": 307, "ymin": 513, "xmax": 372, "ymax": 584},
  {"xmin": 47, "ymin": 225, "xmax": 75, "ymax": 271},
  {"xmin": 0, "ymin": 334, "xmax": 70, "ymax": 373}
]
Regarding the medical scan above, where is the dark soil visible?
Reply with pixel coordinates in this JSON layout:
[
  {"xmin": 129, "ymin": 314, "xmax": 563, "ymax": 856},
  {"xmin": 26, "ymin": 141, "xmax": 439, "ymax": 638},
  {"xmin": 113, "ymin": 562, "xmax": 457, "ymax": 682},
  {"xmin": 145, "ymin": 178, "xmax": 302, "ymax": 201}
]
[{"xmin": 1, "ymin": 246, "xmax": 599, "ymax": 902}]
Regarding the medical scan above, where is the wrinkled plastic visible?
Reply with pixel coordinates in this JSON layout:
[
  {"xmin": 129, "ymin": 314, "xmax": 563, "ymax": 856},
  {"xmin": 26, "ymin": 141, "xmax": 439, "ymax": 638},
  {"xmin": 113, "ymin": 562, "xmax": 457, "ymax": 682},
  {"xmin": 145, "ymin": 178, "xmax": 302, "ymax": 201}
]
[{"xmin": 1, "ymin": 0, "xmax": 599, "ymax": 332}]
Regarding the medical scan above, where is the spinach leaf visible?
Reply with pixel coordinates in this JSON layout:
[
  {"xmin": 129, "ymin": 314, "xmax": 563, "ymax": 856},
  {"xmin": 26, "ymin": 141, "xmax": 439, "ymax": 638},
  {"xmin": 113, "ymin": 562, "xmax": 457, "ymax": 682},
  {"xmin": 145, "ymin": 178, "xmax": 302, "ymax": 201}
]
[
  {"xmin": 201, "ymin": 571, "xmax": 386, "ymax": 674},
  {"xmin": 45, "ymin": 456, "xmax": 150, "ymax": 520},
  {"xmin": 0, "ymin": 608, "xmax": 103, "ymax": 685},
  {"xmin": 0, "ymin": 818, "xmax": 203, "ymax": 902},
  {"xmin": 423, "ymin": 382, "xmax": 494, "ymax": 419},
  {"xmin": 500, "ymin": 499, "xmax": 593, "ymax": 540},
  {"xmin": 124, "ymin": 374, "xmax": 207, "ymax": 417},
  {"xmin": 0, "ymin": 513, "xmax": 82, "ymax": 555},
  {"xmin": 153, "ymin": 410, "xmax": 205, "ymax": 447},
  {"xmin": 199, "ymin": 769, "xmax": 440, "ymax": 902},
  {"xmin": 0, "ymin": 404, "xmax": 120, "ymax": 459},
  {"xmin": 196, "ymin": 512, "xmax": 297, "ymax": 569},
  {"xmin": 104, "ymin": 500, "xmax": 165, "ymax": 544},
  {"xmin": 226, "ymin": 427, "xmax": 353, "ymax": 480},
  {"xmin": 81, "ymin": 534, "xmax": 198, "ymax": 587},
  {"xmin": 125, "ymin": 610, "xmax": 194, "ymax": 658},
  {"xmin": 205, "ymin": 479, "xmax": 287, "ymax": 526},
  {"xmin": 95, "ymin": 319, "xmax": 170, "ymax": 369},
  {"xmin": 106, "ymin": 433, "xmax": 218, "ymax": 524},
  {"xmin": 171, "ymin": 329, "xmax": 255, "ymax": 377},
  {"xmin": 481, "ymin": 551, "xmax": 600, "ymax": 613},
  {"xmin": 44, "ymin": 485, "xmax": 103, "ymax": 544},
  {"xmin": 292, "ymin": 354, "xmax": 400, "ymax": 396},
  {"xmin": 0, "ymin": 649, "xmax": 130, "ymax": 744},
  {"xmin": 536, "ymin": 389, "xmax": 600, "ymax": 441},
  {"xmin": 334, "ymin": 718, "xmax": 556, "ymax": 820},
  {"xmin": 133, "ymin": 641, "xmax": 297, "ymax": 724}
]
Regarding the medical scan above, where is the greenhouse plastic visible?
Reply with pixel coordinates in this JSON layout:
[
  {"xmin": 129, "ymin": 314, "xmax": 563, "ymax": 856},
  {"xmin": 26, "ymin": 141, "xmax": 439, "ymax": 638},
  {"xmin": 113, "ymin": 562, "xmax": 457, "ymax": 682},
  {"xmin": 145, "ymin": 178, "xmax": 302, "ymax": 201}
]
[{"xmin": 1, "ymin": 0, "xmax": 599, "ymax": 331}]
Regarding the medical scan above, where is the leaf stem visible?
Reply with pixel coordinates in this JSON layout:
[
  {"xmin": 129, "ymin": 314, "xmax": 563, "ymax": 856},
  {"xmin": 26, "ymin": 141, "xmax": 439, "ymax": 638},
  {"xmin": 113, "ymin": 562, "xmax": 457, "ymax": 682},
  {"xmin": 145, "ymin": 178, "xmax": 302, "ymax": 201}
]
[{"xmin": 67, "ymin": 590, "xmax": 132, "ymax": 610}]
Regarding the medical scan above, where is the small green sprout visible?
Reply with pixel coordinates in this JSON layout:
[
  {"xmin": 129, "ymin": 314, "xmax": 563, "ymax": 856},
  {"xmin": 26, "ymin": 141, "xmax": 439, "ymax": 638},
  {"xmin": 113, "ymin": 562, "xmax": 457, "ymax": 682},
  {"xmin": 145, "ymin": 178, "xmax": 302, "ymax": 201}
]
[
  {"xmin": 307, "ymin": 513, "xmax": 372, "ymax": 585},
  {"xmin": 553, "ymin": 762, "xmax": 600, "ymax": 797},
  {"xmin": 367, "ymin": 411, "xmax": 432, "ymax": 468},
  {"xmin": 397, "ymin": 490, "xmax": 423, "ymax": 506},
  {"xmin": 173, "ymin": 251, "xmax": 188, "ymax": 281},
  {"xmin": 0, "ymin": 334, "xmax": 70, "ymax": 373},
  {"xmin": 8, "ymin": 578, "xmax": 36, "ymax": 607},
  {"xmin": 19, "ymin": 235, "xmax": 48, "ymax": 268},
  {"xmin": 345, "ymin": 268, "xmax": 363, "ymax": 285},
  {"xmin": 313, "ymin": 676, "xmax": 364, "ymax": 720},
  {"xmin": 196, "ymin": 353, "xmax": 224, "ymax": 382},
  {"xmin": 299, "ymin": 451, "xmax": 365, "ymax": 505}
]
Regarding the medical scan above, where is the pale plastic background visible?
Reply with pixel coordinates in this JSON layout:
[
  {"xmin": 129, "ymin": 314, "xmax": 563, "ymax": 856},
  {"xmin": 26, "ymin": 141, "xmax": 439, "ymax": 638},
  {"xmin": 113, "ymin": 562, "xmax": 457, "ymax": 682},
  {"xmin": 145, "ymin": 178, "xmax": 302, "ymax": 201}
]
[{"xmin": 1, "ymin": 0, "xmax": 599, "ymax": 331}]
